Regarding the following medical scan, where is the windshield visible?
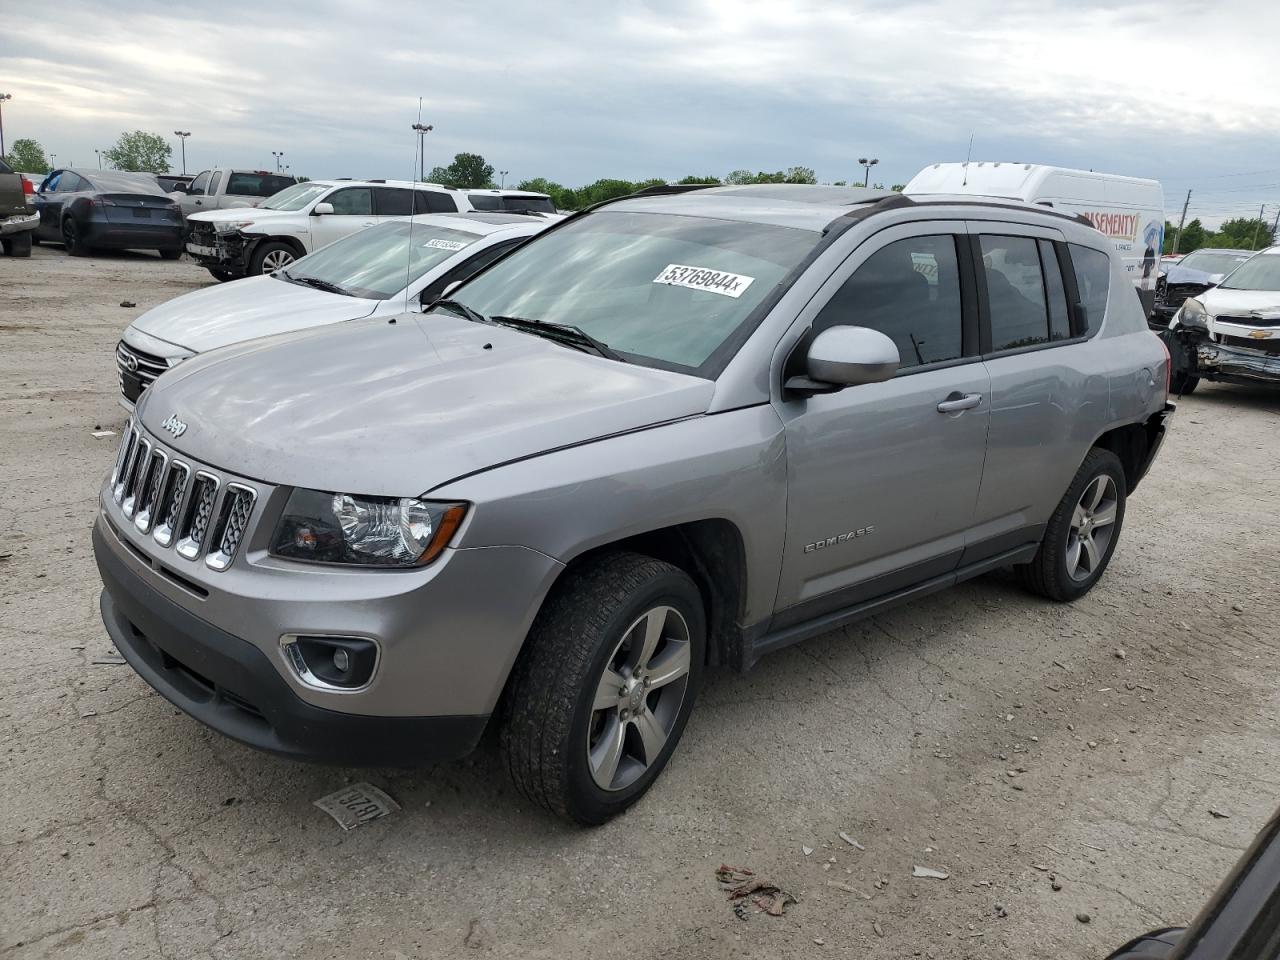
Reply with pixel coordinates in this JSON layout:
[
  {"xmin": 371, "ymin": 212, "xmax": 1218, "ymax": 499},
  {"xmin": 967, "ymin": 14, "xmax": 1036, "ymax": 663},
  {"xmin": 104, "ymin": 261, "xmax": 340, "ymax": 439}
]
[
  {"xmin": 1219, "ymin": 254, "xmax": 1280, "ymax": 292},
  {"xmin": 440, "ymin": 210, "xmax": 821, "ymax": 373},
  {"xmin": 1177, "ymin": 251, "xmax": 1252, "ymax": 276},
  {"xmin": 285, "ymin": 221, "xmax": 482, "ymax": 299},
  {"xmin": 260, "ymin": 182, "xmax": 331, "ymax": 211}
]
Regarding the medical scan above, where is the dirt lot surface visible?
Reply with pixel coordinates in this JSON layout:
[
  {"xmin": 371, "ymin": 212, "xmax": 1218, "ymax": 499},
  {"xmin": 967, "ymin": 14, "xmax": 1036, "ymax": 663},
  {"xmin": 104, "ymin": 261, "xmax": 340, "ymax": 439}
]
[{"xmin": 2, "ymin": 244, "xmax": 1279, "ymax": 959}]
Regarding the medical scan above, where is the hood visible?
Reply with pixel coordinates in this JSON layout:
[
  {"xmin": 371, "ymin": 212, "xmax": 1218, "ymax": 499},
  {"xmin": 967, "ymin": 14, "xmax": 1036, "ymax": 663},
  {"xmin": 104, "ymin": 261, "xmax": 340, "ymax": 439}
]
[
  {"xmin": 1201, "ymin": 287, "xmax": 1280, "ymax": 321},
  {"xmin": 1164, "ymin": 264, "xmax": 1221, "ymax": 286},
  {"xmin": 130, "ymin": 275, "xmax": 379, "ymax": 353},
  {"xmin": 137, "ymin": 314, "xmax": 715, "ymax": 495},
  {"xmin": 188, "ymin": 207, "xmax": 298, "ymax": 224}
]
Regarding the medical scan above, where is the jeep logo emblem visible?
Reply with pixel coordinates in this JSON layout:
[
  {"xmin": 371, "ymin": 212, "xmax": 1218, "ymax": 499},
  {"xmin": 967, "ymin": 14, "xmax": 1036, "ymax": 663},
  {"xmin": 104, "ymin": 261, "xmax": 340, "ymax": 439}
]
[{"xmin": 160, "ymin": 413, "xmax": 188, "ymax": 438}]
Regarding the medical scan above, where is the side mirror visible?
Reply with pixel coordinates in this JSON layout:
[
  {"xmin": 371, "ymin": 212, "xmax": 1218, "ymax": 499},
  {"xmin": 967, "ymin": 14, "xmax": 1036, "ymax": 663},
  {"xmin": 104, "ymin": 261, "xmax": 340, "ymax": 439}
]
[
  {"xmin": 787, "ymin": 326, "xmax": 899, "ymax": 394},
  {"xmin": 312, "ymin": 202, "xmax": 334, "ymax": 216}
]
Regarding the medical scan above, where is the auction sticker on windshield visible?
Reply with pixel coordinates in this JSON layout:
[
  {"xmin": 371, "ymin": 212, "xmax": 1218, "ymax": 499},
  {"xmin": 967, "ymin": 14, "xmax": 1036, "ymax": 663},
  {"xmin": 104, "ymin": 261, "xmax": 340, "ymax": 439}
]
[
  {"xmin": 423, "ymin": 238, "xmax": 467, "ymax": 251},
  {"xmin": 654, "ymin": 264, "xmax": 755, "ymax": 298}
]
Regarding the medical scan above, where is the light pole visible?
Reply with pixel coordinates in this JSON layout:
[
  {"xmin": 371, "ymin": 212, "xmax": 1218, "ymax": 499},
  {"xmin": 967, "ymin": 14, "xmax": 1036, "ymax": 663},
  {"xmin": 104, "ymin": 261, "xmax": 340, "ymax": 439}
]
[
  {"xmin": 858, "ymin": 157, "xmax": 879, "ymax": 187},
  {"xmin": 499, "ymin": 169, "xmax": 509, "ymax": 188},
  {"xmin": 49, "ymin": 153, "xmax": 56, "ymax": 169},
  {"xmin": 95, "ymin": 149, "xmax": 103, "ymax": 169},
  {"xmin": 411, "ymin": 123, "xmax": 433, "ymax": 181},
  {"xmin": 271, "ymin": 151, "xmax": 284, "ymax": 173},
  {"xmin": 173, "ymin": 131, "xmax": 190, "ymax": 175},
  {"xmin": 0, "ymin": 93, "xmax": 11, "ymax": 159}
]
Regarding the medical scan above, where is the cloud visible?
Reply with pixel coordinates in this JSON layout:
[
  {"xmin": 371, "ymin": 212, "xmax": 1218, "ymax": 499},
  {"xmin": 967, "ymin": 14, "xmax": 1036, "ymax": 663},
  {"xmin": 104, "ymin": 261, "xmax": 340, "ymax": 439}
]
[{"xmin": 1, "ymin": 0, "xmax": 1276, "ymax": 226}]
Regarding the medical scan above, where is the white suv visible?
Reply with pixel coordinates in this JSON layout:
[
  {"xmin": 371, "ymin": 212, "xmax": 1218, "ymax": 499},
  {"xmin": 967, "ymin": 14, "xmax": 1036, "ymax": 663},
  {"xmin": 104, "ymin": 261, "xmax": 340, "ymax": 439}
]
[{"xmin": 184, "ymin": 179, "xmax": 551, "ymax": 280}]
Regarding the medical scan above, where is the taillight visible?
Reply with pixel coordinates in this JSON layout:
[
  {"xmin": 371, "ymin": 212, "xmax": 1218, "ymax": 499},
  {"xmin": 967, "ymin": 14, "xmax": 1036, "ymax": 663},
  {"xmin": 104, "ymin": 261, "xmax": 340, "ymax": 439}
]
[{"xmin": 21, "ymin": 177, "xmax": 34, "ymax": 195}]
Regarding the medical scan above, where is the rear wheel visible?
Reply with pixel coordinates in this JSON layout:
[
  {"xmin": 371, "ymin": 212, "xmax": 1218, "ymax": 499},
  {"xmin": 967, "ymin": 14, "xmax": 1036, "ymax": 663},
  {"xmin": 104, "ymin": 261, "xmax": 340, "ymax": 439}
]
[
  {"xmin": 248, "ymin": 240, "xmax": 297, "ymax": 276},
  {"xmin": 158, "ymin": 247, "xmax": 182, "ymax": 261},
  {"xmin": 1017, "ymin": 448, "xmax": 1127, "ymax": 602},
  {"xmin": 500, "ymin": 552, "xmax": 705, "ymax": 824},
  {"xmin": 3, "ymin": 232, "xmax": 33, "ymax": 257},
  {"xmin": 61, "ymin": 217, "xmax": 90, "ymax": 256}
]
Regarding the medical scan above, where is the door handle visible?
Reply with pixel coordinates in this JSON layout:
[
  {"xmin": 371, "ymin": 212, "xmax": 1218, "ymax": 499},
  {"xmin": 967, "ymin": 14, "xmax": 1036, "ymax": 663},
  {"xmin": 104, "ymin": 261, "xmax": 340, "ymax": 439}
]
[{"xmin": 937, "ymin": 393, "xmax": 982, "ymax": 413}]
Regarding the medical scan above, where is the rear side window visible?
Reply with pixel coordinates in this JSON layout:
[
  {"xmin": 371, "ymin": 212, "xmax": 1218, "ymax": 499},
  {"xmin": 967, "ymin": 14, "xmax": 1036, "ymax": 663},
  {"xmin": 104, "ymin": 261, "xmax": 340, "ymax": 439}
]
[
  {"xmin": 414, "ymin": 191, "xmax": 458, "ymax": 214},
  {"xmin": 208, "ymin": 171, "xmax": 222, "ymax": 196},
  {"xmin": 814, "ymin": 235, "xmax": 964, "ymax": 369},
  {"xmin": 327, "ymin": 187, "xmax": 372, "ymax": 215},
  {"xmin": 226, "ymin": 172, "xmax": 296, "ymax": 198},
  {"xmin": 374, "ymin": 188, "xmax": 414, "ymax": 216},
  {"xmin": 1068, "ymin": 244, "xmax": 1111, "ymax": 336},
  {"xmin": 467, "ymin": 193, "xmax": 501, "ymax": 211},
  {"xmin": 980, "ymin": 235, "xmax": 1051, "ymax": 352},
  {"xmin": 1039, "ymin": 240, "xmax": 1072, "ymax": 341}
]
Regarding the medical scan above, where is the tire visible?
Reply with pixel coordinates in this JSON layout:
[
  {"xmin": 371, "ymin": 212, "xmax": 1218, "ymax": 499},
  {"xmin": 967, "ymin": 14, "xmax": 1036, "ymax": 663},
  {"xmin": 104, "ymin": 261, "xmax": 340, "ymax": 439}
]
[
  {"xmin": 61, "ymin": 217, "xmax": 90, "ymax": 256},
  {"xmin": 500, "ymin": 551, "xmax": 705, "ymax": 825},
  {"xmin": 248, "ymin": 240, "xmax": 297, "ymax": 276},
  {"xmin": 1017, "ymin": 447, "xmax": 1127, "ymax": 602},
  {"xmin": 4, "ymin": 232, "xmax": 33, "ymax": 257},
  {"xmin": 1170, "ymin": 370, "xmax": 1199, "ymax": 395},
  {"xmin": 1104, "ymin": 928, "xmax": 1185, "ymax": 960},
  {"xmin": 207, "ymin": 268, "xmax": 238, "ymax": 283},
  {"xmin": 158, "ymin": 247, "xmax": 182, "ymax": 261}
]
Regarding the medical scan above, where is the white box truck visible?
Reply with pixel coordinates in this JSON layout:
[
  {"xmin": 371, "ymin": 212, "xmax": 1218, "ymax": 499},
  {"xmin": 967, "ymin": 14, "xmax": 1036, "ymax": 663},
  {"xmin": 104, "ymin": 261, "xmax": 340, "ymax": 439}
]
[{"xmin": 905, "ymin": 162, "xmax": 1165, "ymax": 315}]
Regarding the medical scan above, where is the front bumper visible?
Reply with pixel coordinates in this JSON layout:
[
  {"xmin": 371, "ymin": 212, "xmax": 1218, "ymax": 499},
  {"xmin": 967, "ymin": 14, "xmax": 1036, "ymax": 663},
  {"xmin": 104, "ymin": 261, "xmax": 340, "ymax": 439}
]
[
  {"xmin": 95, "ymin": 521, "xmax": 489, "ymax": 765},
  {"xmin": 0, "ymin": 211, "xmax": 39, "ymax": 236},
  {"xmin": 185, "ymin": 229, "xmax": 254, "ymax": 271},
  {"xmin": 1170, "ymin": 323, "xmax": 1280, "ymax": 387}
]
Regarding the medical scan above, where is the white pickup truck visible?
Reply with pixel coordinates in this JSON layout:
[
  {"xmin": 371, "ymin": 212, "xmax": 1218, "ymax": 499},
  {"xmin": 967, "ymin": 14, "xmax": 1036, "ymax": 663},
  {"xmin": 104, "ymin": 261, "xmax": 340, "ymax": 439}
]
[{"xmin": 170, "ymin": 168, "xmax": 297, "ymax": 220}]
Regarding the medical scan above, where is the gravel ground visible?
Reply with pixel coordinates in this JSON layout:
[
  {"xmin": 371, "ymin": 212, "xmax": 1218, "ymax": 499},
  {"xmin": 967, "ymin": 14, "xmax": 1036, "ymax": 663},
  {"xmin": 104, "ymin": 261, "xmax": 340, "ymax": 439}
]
[{"xmin": 2, "ymin": 244, "xmax": 1279, "ymax": 959}]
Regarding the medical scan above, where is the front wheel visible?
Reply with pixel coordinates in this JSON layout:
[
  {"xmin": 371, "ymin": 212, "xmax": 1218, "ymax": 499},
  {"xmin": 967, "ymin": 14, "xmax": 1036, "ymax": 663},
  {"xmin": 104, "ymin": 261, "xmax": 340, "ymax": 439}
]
[
  {"xmin": 158, "ymin": 247, "xmax": 182, "ymax": 261},
  {"xmin": 248, "ymin": 240, "xmax": 297, "ymax": 275},
  {"xmin": 207, "ymin": 268, "xmax": 238, "ymax": 283},
  {"xmin": 3, "ymin": 232, "xmax": 33, "ymax": 257},
  {"xmin": 500, "ymin": 552, "xmax": 705, "ymax": 824},
  {"xmin": 1017, "ymin": 447, "xmax": 1127, "ymax": 602}
]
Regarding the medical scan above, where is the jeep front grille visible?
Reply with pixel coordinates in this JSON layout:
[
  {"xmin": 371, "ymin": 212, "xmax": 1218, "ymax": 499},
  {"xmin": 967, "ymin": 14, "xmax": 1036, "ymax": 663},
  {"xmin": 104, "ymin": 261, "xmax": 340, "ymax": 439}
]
[
  {"xmin": 205, "ymin": 485, "xmax": 257, "ymax": 571},
  {"xmin": 108, "ymin": 426, "xmax": 257, "ymax": 571}
]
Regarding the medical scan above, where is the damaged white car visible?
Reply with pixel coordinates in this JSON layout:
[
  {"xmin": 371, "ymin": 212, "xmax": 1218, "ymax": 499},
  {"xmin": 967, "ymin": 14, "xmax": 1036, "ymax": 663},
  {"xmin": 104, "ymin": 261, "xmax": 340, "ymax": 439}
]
[{"xmin": 1165, "ymin": 245, "xmax": 1280, "ymax": 394}]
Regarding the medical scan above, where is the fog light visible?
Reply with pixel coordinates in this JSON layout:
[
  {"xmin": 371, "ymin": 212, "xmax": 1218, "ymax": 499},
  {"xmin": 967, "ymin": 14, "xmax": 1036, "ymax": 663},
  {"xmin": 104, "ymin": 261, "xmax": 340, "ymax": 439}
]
[{"xmin": 281, "ymin": 635, "xmax": 378, "ymax": 691}]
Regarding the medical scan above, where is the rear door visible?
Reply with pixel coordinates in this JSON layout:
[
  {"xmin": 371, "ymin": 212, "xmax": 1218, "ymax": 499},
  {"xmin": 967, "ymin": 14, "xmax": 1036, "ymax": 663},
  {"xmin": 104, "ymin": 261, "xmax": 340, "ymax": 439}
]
[
  {"xmin": 772, "ymin": 222, "xmax": 991, "ymax": 623},
  {"xmin": 965, "ymin": 222, "xmax": 1103, "ymax": 556}
]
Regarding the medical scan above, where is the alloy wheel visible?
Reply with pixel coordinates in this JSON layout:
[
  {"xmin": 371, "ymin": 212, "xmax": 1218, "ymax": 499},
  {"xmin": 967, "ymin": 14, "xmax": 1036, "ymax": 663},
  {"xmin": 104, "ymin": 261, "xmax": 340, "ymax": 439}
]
[
  {"xmin": 587, "ymin": 605, "xmax": 692, "ymax": 792},
  {"xmin": 261, "ymin": 249, "xmax": 294, "ymax": 273},
  {"xmin": 1066, "ymin": 474, "xmax": 1118, "ymax": 581}
]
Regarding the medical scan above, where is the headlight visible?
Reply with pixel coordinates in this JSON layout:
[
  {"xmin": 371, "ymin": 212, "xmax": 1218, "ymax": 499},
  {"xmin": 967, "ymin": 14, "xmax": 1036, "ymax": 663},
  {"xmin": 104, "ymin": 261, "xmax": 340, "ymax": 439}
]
[
  {"xmin": 214, "ymin": 220, "xmax": 255, "ymax": 234},
  {"xmin": 1176, "ymin": 297, "xmax": 1210, "ymax": 332},
  {"xmin": 271, "ymin": 489, "xmax": 466, "ymax": 567}
]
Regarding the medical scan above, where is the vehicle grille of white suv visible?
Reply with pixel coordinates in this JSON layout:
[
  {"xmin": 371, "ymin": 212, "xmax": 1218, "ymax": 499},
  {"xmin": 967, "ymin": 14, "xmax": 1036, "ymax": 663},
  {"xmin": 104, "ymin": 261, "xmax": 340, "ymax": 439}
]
[{"xmin": 109, "ymin": 421, "xmax": 258, "ymax": 572}]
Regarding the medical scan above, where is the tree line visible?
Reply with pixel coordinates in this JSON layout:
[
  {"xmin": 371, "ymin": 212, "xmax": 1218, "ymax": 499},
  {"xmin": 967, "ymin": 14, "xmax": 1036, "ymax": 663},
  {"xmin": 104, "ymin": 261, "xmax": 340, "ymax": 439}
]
[{"xmin": 1162, "ymin": 217, "xmax": 1276, "ymax": 255}]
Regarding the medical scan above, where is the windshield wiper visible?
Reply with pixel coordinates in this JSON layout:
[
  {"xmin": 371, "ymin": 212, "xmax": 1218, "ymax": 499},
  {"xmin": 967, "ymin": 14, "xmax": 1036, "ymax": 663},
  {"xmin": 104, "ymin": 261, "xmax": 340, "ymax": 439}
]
[
  {"xmin": 490, "ymin": 315, "xmax": 624, "ymax": 361},
  {"xmin": 284, "ymin": 272, "xmax": 354, "ymax": 297},
  {"xmin": 430, "ymin": 298, "xmax": 489, "ymax": 325}
]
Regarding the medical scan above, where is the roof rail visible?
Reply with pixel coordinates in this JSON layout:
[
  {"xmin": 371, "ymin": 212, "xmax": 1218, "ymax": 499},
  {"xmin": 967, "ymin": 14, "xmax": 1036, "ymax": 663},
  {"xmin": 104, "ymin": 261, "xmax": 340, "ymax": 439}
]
[{"xmin": 629, "ymin": 182, "xmax": 719, "ymax": 198}]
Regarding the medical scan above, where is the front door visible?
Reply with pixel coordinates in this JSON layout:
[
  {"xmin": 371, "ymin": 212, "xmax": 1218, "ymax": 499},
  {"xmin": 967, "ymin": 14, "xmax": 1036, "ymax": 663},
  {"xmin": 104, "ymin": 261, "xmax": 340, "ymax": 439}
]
[
  {"xmin": 773, "ymin": 225, "xmax": 990, "ymax": 625},
  {"xmin": 310, "ymin": 186, "xmax": 376, "ymax": 252}
]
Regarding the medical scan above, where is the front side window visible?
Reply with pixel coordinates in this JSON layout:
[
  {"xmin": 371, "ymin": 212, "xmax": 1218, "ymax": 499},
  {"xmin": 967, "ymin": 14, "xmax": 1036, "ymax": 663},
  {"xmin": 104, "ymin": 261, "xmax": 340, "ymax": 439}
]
[
  {"xmin": 443, "ymin": 210, "xmax": 823, "ymax": 374},
  {"xmin": 188, "ymin": 171, "xmax": 211, "ymax": 196},
  {"xmin": 1068, "ymin": 244, "xmax": 1111, "ymax": 336},
  {"xmin": 327, "ymin": 188, "xmax": 372, "ymax": 216},
  {"xmin": 814, "ymin": 235, "xmax": 964, "ymax": 369},
  {"xmin": 260, "ymin": 182, "xmax": 331, "ymax": 211},
  {"xmin": 285, "ymin": 221, "xmax": 482, "ymax": 300},
  {"xmin": 1217, "ymin": 254, "xmax": 1280, "ymax": 292},
  {"xmin": 981, "ymin": 235, "xmax": 1055, "ymax": 352}
]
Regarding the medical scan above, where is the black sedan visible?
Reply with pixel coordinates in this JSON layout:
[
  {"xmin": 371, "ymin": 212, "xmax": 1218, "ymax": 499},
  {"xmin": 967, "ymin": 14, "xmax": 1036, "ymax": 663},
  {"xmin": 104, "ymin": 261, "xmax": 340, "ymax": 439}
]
[{"xmin": 32, "ymin": 169, "xmax": 183, "ymax": 258}]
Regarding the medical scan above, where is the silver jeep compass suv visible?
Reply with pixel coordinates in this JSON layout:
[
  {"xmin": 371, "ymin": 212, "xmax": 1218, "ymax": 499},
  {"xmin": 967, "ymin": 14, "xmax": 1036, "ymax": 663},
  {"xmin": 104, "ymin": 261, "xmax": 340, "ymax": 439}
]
[{"xmin": 93, "ymin": 184, "xmax": 1173, "ymax": 824}]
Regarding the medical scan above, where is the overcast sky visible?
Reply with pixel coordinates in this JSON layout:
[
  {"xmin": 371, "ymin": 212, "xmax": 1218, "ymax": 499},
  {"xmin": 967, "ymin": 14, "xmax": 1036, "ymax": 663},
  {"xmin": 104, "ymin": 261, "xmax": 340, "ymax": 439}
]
[{"xmin": 3, "ymin": 0, "xmax": 1278, "ymax": 227}]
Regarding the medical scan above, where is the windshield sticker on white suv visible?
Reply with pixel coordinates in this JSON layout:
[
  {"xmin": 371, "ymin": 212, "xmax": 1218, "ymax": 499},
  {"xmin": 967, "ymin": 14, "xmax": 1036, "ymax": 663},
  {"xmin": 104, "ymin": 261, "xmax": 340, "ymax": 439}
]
[
  {"xmin": 422, "ymin": 238, "xmax": 467, "ymax": 251},
  {"xmin": 653, "ymin": 264, "xmax": 755, "ymax": 299}
]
